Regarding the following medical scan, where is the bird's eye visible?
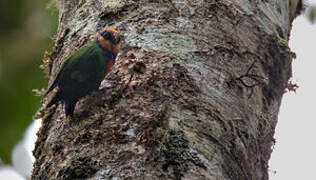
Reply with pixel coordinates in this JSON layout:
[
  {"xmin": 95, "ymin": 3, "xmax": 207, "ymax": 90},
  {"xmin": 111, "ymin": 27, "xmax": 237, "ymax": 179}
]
[{"xmin": 101, "ymin": 32, "xmax": 110, "ymax": 39}]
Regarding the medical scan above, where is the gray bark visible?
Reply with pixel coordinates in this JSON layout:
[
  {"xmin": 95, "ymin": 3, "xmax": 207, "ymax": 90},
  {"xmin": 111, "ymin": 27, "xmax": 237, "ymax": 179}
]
[{"xmin": 32, "ymin": 0, "xmax": 296, "ymax": 179}]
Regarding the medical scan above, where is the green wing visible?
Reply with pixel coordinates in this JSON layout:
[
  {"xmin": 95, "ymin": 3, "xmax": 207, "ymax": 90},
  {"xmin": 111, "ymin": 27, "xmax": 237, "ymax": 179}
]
[{"xmin": 45, "ymin": 41, "xmax": 97, "ymax": 96}]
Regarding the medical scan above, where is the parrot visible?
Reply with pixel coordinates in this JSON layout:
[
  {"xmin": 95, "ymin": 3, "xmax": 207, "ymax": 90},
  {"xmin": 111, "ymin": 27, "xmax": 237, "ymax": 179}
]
[{"xmin": 43, "ymin": 28, "xmax": 121, "ymax": 120}]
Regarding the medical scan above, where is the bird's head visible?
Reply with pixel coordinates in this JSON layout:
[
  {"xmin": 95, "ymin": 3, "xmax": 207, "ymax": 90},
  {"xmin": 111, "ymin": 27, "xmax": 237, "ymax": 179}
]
[{"xmin": 97, "ymin": 28, "xmax": 121, "ymax": 55}]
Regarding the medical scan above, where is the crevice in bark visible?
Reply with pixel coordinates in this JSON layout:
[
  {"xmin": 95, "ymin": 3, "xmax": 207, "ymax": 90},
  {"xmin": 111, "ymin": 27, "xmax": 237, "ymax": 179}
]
[{"xmin": 32, "ymin": 0, "xmax": 294, "ymax": 179}]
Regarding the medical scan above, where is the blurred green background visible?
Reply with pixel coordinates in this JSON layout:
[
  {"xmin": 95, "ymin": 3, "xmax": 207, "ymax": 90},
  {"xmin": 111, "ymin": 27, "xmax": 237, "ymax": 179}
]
[{"xmin": 0, "ymin": 0, "xmax": 58, "ymax": 163}]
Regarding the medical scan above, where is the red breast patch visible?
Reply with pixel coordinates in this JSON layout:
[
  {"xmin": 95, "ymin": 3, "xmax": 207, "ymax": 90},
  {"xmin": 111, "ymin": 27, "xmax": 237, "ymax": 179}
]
[{"xmin": 106, "ymin": 59, "xmax": 115, "ymax": 74}]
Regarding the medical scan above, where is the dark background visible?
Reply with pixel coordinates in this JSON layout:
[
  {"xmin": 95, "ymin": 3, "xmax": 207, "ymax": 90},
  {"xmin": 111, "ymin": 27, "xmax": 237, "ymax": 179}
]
[{"xmin": 0, "ymin": 0, "xmax": 58, "ymax": 163}]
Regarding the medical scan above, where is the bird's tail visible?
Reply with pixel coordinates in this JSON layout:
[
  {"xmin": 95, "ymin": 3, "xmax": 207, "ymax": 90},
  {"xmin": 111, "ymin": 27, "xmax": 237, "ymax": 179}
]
[{"xmin": 44, "ymin": 77, "xmax": 59, "ymax": 97}]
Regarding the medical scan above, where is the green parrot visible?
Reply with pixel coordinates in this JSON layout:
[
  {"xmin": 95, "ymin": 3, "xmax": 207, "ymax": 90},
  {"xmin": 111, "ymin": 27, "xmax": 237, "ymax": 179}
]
[{"xmin": 44, "ymin": 28, "xmax": 121, "ymax": 120}]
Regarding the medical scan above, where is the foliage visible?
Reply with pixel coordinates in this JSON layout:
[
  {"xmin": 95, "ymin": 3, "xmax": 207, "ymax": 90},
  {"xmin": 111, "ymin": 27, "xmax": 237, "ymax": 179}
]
[
  {"xmin": 0, "ymin": 0, "xmax": 58, "ymax": 163},
  {"xmin": 307, "ymin": 6, "xmax": 316, "ymax": 23}
]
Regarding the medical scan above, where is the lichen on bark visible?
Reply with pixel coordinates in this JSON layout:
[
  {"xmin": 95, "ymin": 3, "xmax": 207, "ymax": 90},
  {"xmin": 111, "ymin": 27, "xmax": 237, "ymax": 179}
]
[{"xmin": 32, "ymin": 0, "xmax": 295, "ymax": 179}]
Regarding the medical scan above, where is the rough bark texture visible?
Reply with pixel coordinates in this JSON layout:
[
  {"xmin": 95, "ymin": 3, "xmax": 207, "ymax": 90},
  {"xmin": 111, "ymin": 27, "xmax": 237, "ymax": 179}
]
[{"xmin": 32, "ymin": 0, "xmax": 295, "ymax": 179}]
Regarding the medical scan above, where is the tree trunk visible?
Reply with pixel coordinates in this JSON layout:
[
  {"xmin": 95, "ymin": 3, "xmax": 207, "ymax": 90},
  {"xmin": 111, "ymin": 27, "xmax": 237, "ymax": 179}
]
[{"xmin": 32, "ymin": 0, "xmax": 297, "ymax": 179}]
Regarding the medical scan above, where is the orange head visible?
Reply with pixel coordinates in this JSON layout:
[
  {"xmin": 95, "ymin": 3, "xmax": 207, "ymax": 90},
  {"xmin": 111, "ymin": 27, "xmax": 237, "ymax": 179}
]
[{"xmin": 97, "ymin": 28, "xmax": 121, "ymax": 55}]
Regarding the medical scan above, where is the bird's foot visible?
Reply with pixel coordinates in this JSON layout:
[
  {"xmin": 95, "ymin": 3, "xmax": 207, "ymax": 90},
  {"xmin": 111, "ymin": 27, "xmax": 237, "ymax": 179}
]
[{"xmin": 66, "ymin": 115, "xmax": 72, "ymax": 121}]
